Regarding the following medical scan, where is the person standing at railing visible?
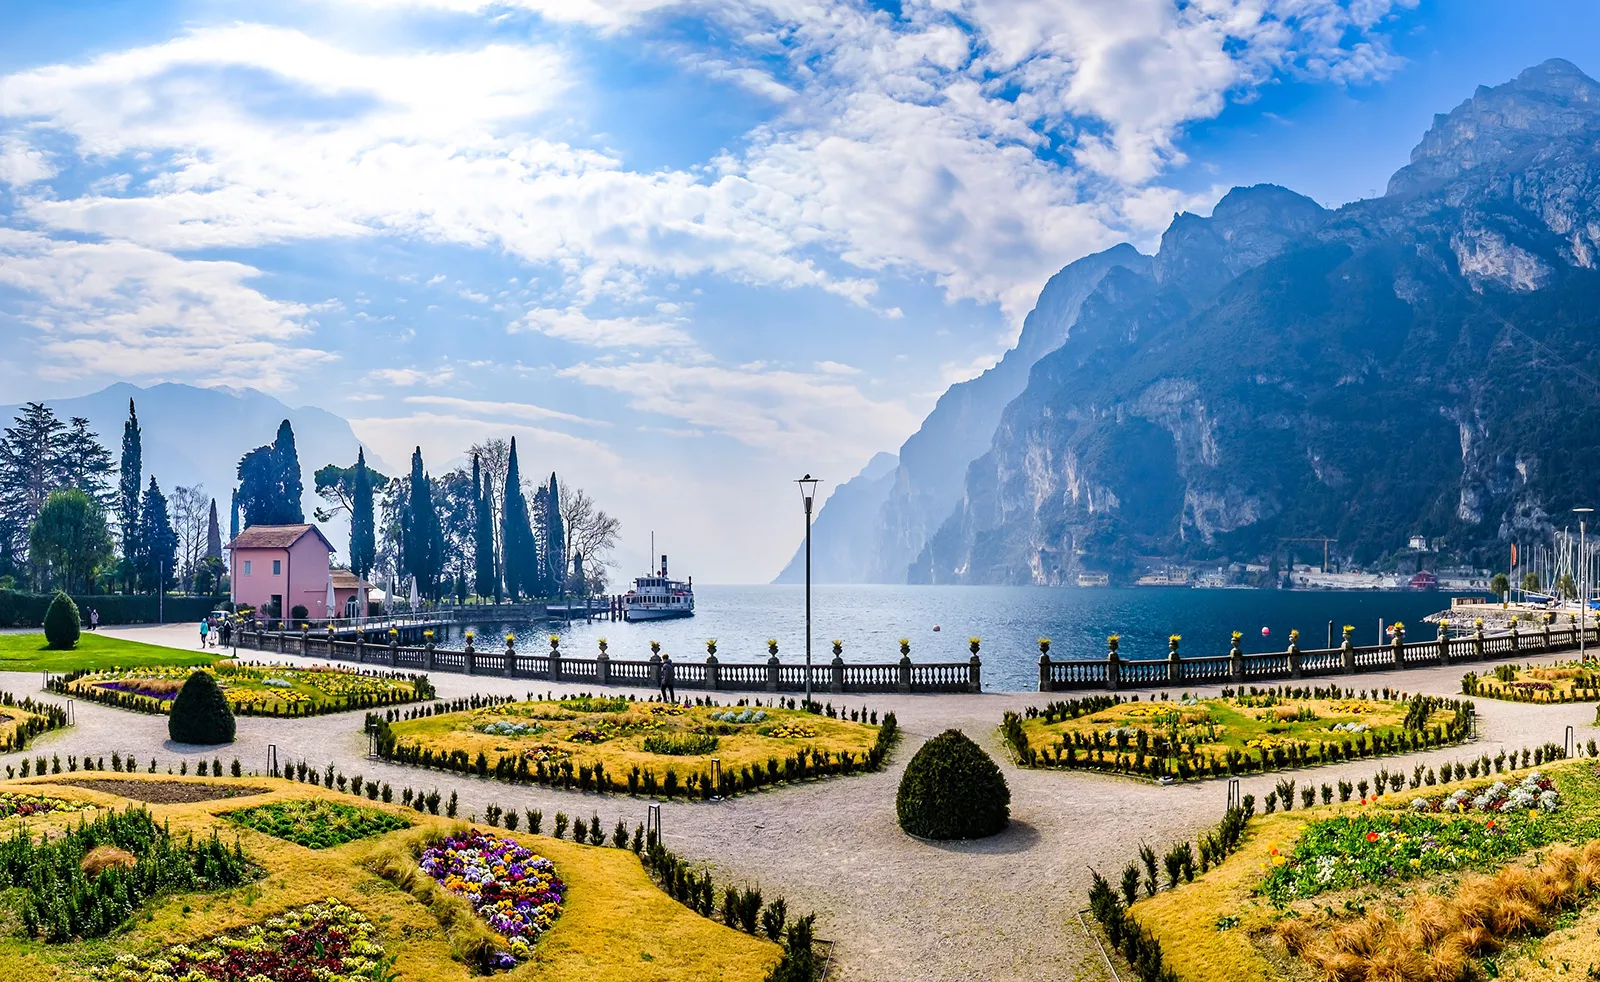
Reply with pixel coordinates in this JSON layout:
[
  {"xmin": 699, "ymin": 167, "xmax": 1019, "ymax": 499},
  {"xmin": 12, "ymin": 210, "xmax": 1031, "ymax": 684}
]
[{"xmin": 660, "ymin": 653, "xmax": 676, "ymax": 704}]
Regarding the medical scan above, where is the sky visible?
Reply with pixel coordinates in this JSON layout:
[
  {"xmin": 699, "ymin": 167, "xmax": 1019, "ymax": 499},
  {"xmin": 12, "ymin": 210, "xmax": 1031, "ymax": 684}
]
[{"xmin": 1, "ymin": 0, "xmax": 1596, "ymax": 583}]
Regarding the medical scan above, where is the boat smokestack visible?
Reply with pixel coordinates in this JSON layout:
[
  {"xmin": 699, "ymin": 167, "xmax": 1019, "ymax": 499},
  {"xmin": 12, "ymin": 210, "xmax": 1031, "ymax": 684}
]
[{"xmin": 660, "ymin": 554, "xmax": 668, "ymax": 576}]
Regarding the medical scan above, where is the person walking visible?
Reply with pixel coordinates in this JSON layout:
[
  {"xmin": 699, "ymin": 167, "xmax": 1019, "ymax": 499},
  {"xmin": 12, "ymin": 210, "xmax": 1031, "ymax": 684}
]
[
  {"xmin": 199, "ymin": 617, "xmax": 210, "ymax": 649},
  {"xmin": 89, "ymin": 608, "xmax": 99, "ymax": 631},
  {"xmin": 659, "ymin": 652, "xmax": 676, "ymax": 704}
]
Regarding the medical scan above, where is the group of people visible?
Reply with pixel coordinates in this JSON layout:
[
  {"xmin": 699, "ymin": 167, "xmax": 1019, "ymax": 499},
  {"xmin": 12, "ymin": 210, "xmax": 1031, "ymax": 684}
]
[{"xmin": 198, "ymin": 615, "xmax": 233, "ymax": 649}]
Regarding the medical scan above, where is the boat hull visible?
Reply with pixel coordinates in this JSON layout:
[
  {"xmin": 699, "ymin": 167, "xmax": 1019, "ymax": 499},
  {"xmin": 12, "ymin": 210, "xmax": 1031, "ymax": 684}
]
[{"xmin": 624, "ymin": 607, "xmax": 694, "ymax": 622}]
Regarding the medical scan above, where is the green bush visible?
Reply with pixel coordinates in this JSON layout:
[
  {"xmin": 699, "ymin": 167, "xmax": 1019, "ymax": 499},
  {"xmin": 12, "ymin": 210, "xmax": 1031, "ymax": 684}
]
[
  {"xmin": 896, "ymin": 729, "xmax": 1010, "ymax": 840},
  {"xmin": 42, "ymin": 592, "xmax": 80, "ymax": 650},
  {"xmin": 168, "ymin": 671, "xmax": 237, "ymax": 745}
]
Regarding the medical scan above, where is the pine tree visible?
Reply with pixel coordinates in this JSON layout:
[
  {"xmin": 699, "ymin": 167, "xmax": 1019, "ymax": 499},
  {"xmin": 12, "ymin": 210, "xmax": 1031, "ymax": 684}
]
[
  {"xmin": 500, "ymin": 438, "xmax": 539, "ymax": 599},
  {"xmin": 472, "ymin": 454, "xmax": 497, "ymax": 600},
  {"xmin": 237, "ymin": 420, "xmax": 304, "ymax": 526},
  {"xmin": 546, "ymin": 472, "xmax": 565, "ymax": 595},
  {"xmin": 228, "ymin": 487, "xmax": 240, "ymax": 540},
  {"xmin": 138, "ymin": 477, "xmax": 177, "ymax": 592},
  {"xmin": 0, "ymin": 403, "xmax": 68, "ymax": 563},
  {"xmin": 350, "ymin": 448, "xmax": 376, "ymax": 580},
  {"xmin": 119, "ymin": 400, "xmax": 142, "ymax": 577},
  {"xmin": 59, "ymin": 417, "xmax": 115, "ymax": 508}
]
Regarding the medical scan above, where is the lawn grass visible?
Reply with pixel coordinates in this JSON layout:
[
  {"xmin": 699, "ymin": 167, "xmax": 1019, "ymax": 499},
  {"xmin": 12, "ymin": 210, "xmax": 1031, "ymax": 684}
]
[
  {"xmin": 388, "ymin": 697, "xmax": 882, "ymax": 786},
  {"xmin": 0, "ymin": 633, "xmax": 214, "ymax": 674},
  {"xmin": 1111, "ymin": 755, "xmax": 1600, "ymax": 982},
  {"xmin": 0, "ymin": 774, "xmax": 779, "ymax": 982}
]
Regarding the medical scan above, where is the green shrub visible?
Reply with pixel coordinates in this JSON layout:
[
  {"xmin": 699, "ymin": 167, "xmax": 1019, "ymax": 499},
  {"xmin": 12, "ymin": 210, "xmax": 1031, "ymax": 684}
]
[
  {"xmin": 42, "ymin": 592, "xmax": 80, "ymax": 650},
  {"xmin": 168, "ymin": 671, "xmax": 237, "ymax": 745},
  {"xmin": 225, "ymin": 799, "xmax": 409, "ymax": 848},
  {"xmin": 642, "ymin": 733, "xmax": 719, "ymax": 756},
  {"xmin": 895, "ymin": 729, "xmax": 1009, "ymax": 840}
]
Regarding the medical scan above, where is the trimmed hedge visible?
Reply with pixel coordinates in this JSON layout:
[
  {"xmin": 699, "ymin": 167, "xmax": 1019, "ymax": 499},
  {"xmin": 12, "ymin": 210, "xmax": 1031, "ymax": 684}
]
[
  {"xmin": 43, "ymin": 592, "xmax": 80, "ymax": 650},
  {"xmin": 0, "ymin": 589, "xmax": 216, "ymax": 628},
  {"xmin": 168, "ymin": 671, "xmax": 237, "ymax": 745},
  {"xmin": 896, "ymin": 729, "xmax": 1009, "ymax": 840}
]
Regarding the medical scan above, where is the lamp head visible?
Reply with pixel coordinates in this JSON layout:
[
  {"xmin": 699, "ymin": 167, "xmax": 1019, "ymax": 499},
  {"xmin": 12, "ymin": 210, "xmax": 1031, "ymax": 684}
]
[{"xmin": 796, "ymin": 475, "xmax": 821, "ymax": 514}]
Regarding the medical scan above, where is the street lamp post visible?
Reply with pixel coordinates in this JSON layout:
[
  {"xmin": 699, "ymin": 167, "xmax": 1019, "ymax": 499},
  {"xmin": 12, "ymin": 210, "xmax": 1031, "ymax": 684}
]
[
  {"xmin": 796, "ymin": 475, "xmax": 820, "ymax": 709},
  {"xmin": 1579, "ymin": 508, "xmax": 1594, "ymax": 661}
]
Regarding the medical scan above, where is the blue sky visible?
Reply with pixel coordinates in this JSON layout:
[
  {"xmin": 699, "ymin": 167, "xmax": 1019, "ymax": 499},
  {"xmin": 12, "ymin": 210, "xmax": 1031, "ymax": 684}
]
[{"xmin": 0, "ymin": 0, "xmax": 1593, "ymax": 581}]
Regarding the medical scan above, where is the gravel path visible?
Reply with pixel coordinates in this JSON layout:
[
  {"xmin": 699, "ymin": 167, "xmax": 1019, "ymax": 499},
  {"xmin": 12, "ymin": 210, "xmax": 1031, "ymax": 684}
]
[{"xmin": 5, "ymin": 625, "xmax": 1590, "ymax": 982}]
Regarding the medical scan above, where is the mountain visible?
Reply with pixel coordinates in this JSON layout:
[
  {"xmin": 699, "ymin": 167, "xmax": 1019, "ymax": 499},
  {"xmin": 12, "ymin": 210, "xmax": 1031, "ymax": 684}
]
[
  {"xmin": 0, "ymin": 382, "xmax": 390, "ymax": 558},
  {"xmin": 773, "ymin": 452, "xmax": 898, "ymax": 583},
  {"xmin": 795, "ymin": 58, "xmax": 1600, "ymax": 585}
]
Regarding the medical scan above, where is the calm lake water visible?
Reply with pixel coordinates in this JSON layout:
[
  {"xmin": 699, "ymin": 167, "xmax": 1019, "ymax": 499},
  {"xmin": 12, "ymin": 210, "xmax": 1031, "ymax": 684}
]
[{"xmin": 433, "ymin": 585, "xmax": 1471, "ymax": 693}]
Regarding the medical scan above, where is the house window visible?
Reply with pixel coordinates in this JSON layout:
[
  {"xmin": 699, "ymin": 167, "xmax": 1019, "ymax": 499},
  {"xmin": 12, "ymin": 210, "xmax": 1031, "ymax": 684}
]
[
  {"xmin": 243, "ymin": 560, "xmax": 252, "ymax": 576},
  {"xmin": 272, "ymin": 559, "xmax": 282, "ymax": 575}
]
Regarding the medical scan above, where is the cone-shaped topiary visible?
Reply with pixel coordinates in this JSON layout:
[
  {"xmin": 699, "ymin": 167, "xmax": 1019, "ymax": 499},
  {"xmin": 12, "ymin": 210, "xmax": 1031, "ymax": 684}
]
[
  {"xmin": 896, "ymin": 729, "xmax": 1009, "ymax": 840},
  {"xmin": 168, "ymin": 671, "xmax": 236, "ymax": 745},
  {"xmin": 42, "ymin": 591, "xmax": 81, "ymax": 650}
]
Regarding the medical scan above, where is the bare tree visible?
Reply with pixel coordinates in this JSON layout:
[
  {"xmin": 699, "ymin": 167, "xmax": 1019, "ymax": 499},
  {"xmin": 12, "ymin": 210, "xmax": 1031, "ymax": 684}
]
[
  {"xmin": 170, "ymin": 484, "xmax": 209, "ymax": 592},
  {"xmin": 467, "ymin": 438, "xmax": 510, "ymax": 572},
  {"xmin": 559, "ymin": 483, "xmax": 620, "ymax": 593}
]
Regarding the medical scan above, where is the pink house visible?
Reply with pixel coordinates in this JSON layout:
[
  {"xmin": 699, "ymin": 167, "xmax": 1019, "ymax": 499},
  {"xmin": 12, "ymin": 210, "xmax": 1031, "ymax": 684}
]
[{"xmin": 228, "ymin": 524, "xmax": 338, "ymax": 620}]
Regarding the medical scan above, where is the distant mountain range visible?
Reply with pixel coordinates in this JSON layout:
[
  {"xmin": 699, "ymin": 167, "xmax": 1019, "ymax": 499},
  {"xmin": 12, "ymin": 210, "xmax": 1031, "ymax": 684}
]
[
  {"xmin": 1, "ymin": 382, "xmax": 387, "ymax": 556},
  {"xmin": 781, "ymin": 58, "xmax": 1600, "ymax": 585}
]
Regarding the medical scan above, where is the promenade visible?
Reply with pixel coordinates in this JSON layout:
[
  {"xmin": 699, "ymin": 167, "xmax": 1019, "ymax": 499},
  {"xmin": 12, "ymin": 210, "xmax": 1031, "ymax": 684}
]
[{"xmin": 11, "ymin": 624, "xmax": 1590, "ymax": 982}]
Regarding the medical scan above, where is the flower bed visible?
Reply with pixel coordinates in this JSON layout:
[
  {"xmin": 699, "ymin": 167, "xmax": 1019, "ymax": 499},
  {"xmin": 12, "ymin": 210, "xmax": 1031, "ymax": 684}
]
[
  {"xmin": 92, "ymin": 898, "xmax": 389, "ymax": 982},
  {"xmin": 225, "ymin": 799, "xmax": 410, "ymax": 849},
  {"xmin": 1462, "ymin": 661, "xmax": 1600, "ymax": 702},
  {"xmin": 57, "ymin": 663, "xmax": 434, "ymax": 718},
  {"xmin": 0, "ymin": 790, "xmax": 93, "ymax": 820},
  {"xmin": 420, "ymin": 830, "xmax": 565, "ymax": 967},
  {"xmin": 1408, "ymin": 772, "xmax": 1559, "ymax": 814},
  {"xmin": 1006, "ymin": 686, "xmax": 1472, "ymax": 782},
  {"xmin": 0, "ymin": 692, "xmax": 70, "ymax": 753},
  {"xmin": 1257, "ymin": 810, "xmax": 1554, "ymax": 904},
  {"xmin": 376, "ymin": 696, "xmax": 891, "ymax": 799}
]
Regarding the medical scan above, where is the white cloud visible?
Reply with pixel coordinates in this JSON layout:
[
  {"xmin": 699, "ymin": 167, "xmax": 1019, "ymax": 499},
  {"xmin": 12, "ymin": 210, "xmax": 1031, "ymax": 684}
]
[
  {"xmin": 365, "ymin": 366, "xmax": 455, "ymax": 387},
  {"xmin": 559, "ymin": 358, "xmax": 920, "ymax": 462},
  {"xmin": 0, "ymin": 136, "xmax": 53, "ymax": 185},
  {"xmin": 813, "ymin": 360, "xmax": 860, "ymax": 375},
  {"xmin": 402, "ymin": 394, "xmax": 603, "ymax": 426},
  {"xmin": 0, "ymin": 227, "xmax": 328, "ymax": 389},
  {"xmin": 514, "ymin": 306, "xmax": 695, "ymax": 349}
]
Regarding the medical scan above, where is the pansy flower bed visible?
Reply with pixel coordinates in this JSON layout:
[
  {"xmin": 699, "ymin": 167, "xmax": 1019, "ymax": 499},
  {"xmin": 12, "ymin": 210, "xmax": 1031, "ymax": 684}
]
[
  {"xmin": 1258, "ymin": 810, "xmax": 1555, "ymax": 904},
  {"xmin": 225, "ymin": 799, "xmax": 410, "ymax": 849},
  {"xmin": 0, "ymin": 791, "xmax": 93, "ymax": 820},
  {"xmin": 419, "ymin": 830, "xmax": 565, "ymax": 968},
  {"xmin": 1408, "ymin": 772, "xmax": 1559, "ymax": 814},
  {"xmin": 62, "ymin": 664, "xmax": 433, "ymax": 718},
  {"xmin": 91, "ymin": 898, "xmax": 389, "ymax": 982}
]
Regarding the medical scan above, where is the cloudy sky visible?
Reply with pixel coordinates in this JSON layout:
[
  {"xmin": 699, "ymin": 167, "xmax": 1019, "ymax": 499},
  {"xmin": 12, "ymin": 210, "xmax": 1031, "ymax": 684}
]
[{"xmin": 1, "ymin": 0, "xmax": 1593, "ymax": 581}]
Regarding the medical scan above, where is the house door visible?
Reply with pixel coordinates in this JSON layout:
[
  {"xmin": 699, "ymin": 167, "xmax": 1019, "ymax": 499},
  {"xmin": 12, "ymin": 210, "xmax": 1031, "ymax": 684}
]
[{"xmin": 345, "ymin": 596, "xmax": 361, "ymax": 619}]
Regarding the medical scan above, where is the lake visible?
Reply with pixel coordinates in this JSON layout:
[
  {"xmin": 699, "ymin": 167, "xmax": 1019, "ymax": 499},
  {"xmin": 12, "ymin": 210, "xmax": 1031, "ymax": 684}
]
[{"xmin": 431, "ymin": 585, "xmax": 1471, "ymax": 693}]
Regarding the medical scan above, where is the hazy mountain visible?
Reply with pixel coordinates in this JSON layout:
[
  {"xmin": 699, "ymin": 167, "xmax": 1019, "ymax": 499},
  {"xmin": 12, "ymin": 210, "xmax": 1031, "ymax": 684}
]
[
  {"xmin": 773, "ymin": 452, "xmax": 898, "ymax": 584},
  {"xmin": 1, "ymin": 382, "xmax": 390, "ymax": 558},
  {"xmin": 792, "ymin": 58, "xmax": 1600, "ymax": 585}
]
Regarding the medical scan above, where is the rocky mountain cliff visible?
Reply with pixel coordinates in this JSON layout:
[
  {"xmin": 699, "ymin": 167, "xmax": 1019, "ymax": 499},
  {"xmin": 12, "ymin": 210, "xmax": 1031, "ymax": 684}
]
[{"xmin": 790, "ymin": 58, "xmax": 1600, "ymax": 585}]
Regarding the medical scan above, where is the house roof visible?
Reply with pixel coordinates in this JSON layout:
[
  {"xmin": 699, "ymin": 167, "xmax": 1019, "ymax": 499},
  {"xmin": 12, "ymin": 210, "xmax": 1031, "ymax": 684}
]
[
  {"xmin": 330, "ymin": 569, "xmax": 373, "ymax": 591},
  {"xmin": 228, "ymin": 524, "xmax": 335, "ymax": 552}
]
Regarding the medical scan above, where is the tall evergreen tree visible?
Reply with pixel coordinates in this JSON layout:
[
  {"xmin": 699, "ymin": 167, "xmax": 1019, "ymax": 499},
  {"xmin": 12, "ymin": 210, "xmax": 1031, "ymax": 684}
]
[
  {"xmin": 119, "ymin": 399, "xmax": 142, "ymax": 573},
  {"xmin": 350, "ymin": 448, "xmax": 376, "ymax": 581},
  {"xmin": 402, "ymin": 447, "xmax": 442, "ymax": 598},
  {"xmin": 229, "ymin": 487, "xmax": 240, "ymax": 540},
  {"xmin": 206, "ymin": 499, "xmax": 222, "ymax": 559},
  {"xmin": 546, "ymin": 472, "xmax": 565, "ymax": 595},
  {"xmin": 0, "ymin": 403, "xmax": 68, "ymax": 554},
  {"xmin": 59, "ymin": 417, "xmax": 115, "ymax": 507},
  {"xmin": 138, "ymin": 476, "xmax": 177, "ymax": 592},
  {"xmin": 237, "ymin": 420, "xmax": 305, "ymax": 526},
  {"xmin": 500, "ymin": 438, "xmax": 539, "ymax": 598},
  {"xmin": 472, "ymin": 454, "xmax": 497, "ymax": 599}
]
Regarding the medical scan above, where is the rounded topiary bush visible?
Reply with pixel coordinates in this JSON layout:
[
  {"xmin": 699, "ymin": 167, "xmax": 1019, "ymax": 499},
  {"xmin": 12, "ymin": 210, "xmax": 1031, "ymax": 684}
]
[
  {"xmin": 896, "ymin": 729, "xmax": 1010, "ymax": 840},
  {"xmin": 42, "ymin": 591, "xmax": 81, "ymax": 650},
  {"xmin": 168, "ymin": 671, "xmax": 236, "ymax": 745}
]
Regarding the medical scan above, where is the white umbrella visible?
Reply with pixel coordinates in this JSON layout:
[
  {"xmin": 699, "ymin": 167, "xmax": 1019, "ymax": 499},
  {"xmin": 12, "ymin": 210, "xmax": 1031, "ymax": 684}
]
[
  {"xmin": 325, "ymin": 576, "xmax": 338, "ymax": 623},
  {"xmin": 410, "ymin": 575, "xmax": 420, "ymax": 610}
]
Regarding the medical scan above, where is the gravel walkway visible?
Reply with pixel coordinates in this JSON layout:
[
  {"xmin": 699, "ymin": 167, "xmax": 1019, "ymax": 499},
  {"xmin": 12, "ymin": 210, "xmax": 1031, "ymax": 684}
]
[{"xmin": 4, "ymin": 625, "xmax": 1589, "ymax": 982}]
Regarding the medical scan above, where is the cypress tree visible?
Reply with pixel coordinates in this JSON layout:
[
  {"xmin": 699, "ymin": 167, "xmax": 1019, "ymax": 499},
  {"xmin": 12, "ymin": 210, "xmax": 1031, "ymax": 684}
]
[
  {"xmin": 472, "ymin": 454, "xmax": 497, "ymax": 600},
  {"xmin": 205, "ymin": 498, "xmax": 222, "ymax": 559},
  {"xmin": 403, "ymin": 447, "xmax": 441, "ymax": 598},
  {"xmin": 229, "ymin": 487, "xmax": 239, "ymax": 539},
  {"xmin": 272, "ymin": 420, "xmax": 304, "ymax": 523},
  {"xmin": 118, "ymin": 399, "xmax": 142, "ymax": 586},
  {"xmin": 546, "ymin": 472, "xmax": 565, "ymax": 594},
  {"xmin": 501, "ymin": 439, "xmax": 538, "ymax": 598},
  {"xmin": 138, "ymin": 477, "xmax": 177, "ymax": 592},
  {"xmin": 350, "ymin": 448, "xmax": 376, "ymax": 580}
]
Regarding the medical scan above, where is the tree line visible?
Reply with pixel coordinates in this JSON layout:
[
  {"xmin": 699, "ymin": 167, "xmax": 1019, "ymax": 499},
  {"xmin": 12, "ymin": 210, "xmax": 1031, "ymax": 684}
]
[{"xmin": 0, "ymin": 399, "xmax": 222, "ymax": 596}]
